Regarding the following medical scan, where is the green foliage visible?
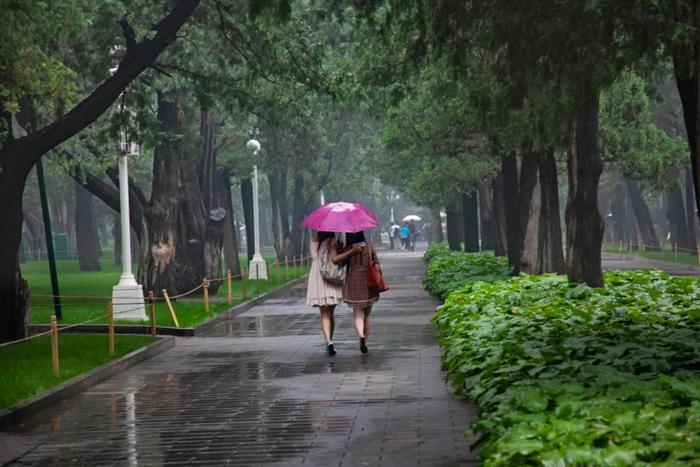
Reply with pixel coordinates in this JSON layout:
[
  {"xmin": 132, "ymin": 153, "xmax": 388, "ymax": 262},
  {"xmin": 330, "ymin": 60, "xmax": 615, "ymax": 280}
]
[
  {"xmin": 422, "ymin": 243, "xmax": 513, "ymax": 300},
  {"xmin": 433, "ymin": 270, "xmax": 700, "ymax": 465},
  {"xmin": 600, "ymin": 70, "xmax": 689, "ymax": 192}
]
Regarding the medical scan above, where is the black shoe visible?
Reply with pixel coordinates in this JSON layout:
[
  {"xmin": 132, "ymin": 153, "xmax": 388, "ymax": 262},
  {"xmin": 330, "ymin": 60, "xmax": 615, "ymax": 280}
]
[
  {"xmin": 327, "ymin": 343, "xmax": 336, "ymax": 356},
  {"xmin": 359, "ymin": 338, "xmax": 368, "ymax": 354}
]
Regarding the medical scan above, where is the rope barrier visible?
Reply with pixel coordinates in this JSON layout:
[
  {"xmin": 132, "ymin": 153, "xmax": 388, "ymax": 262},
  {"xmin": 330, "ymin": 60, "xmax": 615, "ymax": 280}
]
[{"xmin": 0, "ymin": 255, "xmax": 316, "ymax": 348}]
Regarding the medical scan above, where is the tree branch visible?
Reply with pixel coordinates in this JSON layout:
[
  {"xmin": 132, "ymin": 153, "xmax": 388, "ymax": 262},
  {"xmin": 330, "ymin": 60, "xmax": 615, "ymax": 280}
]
[{"xmin": 15, "ymin": 0, "xmax": 201, "ymax": 170}]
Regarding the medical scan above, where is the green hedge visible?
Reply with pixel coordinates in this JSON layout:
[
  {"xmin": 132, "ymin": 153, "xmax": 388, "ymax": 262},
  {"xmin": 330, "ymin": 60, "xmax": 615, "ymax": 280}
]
[
  {"xmin": 423, "ymin": 243, "xmax": 513, "ymax": 300},
  {"xmin": 433, "ymin": 270, "xmax": 700, "ymax": 466}
]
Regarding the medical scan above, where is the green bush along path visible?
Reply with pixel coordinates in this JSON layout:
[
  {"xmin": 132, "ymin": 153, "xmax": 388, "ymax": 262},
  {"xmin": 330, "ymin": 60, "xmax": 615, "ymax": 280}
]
[
  {"xmin": 24, "ymin": 258, "xmax": 308, "ymax": 328},
  {"xmin": 0, "ymin": 335, "xmax": 154, "ymax": 410},
  {"xmin": 425, "ymin": 243, "xmax": 700, "ymax": 465}
]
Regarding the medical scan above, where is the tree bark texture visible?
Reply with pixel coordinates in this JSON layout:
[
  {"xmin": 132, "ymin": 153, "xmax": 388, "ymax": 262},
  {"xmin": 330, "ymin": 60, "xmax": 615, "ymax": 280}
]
[
  {"xmin": 538, "ymin": 151, "xmax": 565, "ymax": 273},
  {"xmin": 219, "ymin": 169, "xmax": 242, "ymax": 277},
  {"xmin": 462, "ymin": 191, "xmax": 479, "ymax": 252},
  {"xmin": 445, "ymin": 201, "xmax": 462, "ymax": 251},
  {"xmin": 518, "ymin": 150, "xmax": 541, "ymax": 274},
  {"xmin": 430, "ymin": 206, "xmax": 444, "ymax": 243},
  {"xmin": 74, "ymin": 181, "xmax": 101, "ymax": 271},
  {"xmin": 139, "ymin": 90, "xmax": 206, "ymax": 296},
  {"xmin": 565, "ymin": 92, "xmax": 604, "ymax": 286},
  {"xmin": 240, "ymin": 178, "xmax": 255, "ymax": 263},
  {"xmin": 624, "ymin": 178, "xmax": 660, "ymax": 251},
  {"xmin": 268, "ymin": 169, "xmax": 292, "ymax": 258},
  {"xmin": 478, "ymin": 183, "xmax": 496, "ymax": 252},
  {"xmin": 500, "ymin": 152, "xmax": 521, "ymax": 271},
  {"xmin": 665, "ymin": 172, "xmax": 692, "ymax": 251}
]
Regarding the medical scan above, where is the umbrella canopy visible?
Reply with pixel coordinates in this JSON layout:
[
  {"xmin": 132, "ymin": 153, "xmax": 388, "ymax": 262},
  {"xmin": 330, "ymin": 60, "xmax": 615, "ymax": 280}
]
[
  {"xmin": 402, "ymin": 215, "xmax": 422, "ymax": 222},
  {"xmin": 302, "ymin": 202, "xmax": 379, "ymax": 233}
]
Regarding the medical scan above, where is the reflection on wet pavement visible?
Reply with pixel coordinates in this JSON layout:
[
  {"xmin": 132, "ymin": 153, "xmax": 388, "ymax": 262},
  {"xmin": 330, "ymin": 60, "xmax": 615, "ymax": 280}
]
[{"xmin": 1, "ymin": 249, "xmax": 477, "ymax": 466}]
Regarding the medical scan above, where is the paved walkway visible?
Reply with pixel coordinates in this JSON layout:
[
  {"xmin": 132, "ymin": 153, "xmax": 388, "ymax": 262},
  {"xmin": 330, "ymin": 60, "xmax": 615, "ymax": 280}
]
[
  {"xmin": 602, "ymin": 252, "xmax": 700, "ymax": 276},
  {"xmin": 1, "ymin": 250, "xmax": 477, "ymax": 466}
]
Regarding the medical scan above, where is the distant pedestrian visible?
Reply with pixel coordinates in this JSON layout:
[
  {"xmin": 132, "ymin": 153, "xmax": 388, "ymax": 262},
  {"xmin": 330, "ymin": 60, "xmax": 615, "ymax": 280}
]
[
  {"xmin": 307, "ymin": 231, "xmax": 361, "ymax": 355},
  {"xmin": 343, "ymin": 231, "xmax": 380, "ymax": 353},
  {"xmin": 408, "ymin": 220, "xmax": 418, "ymax": 251},
  {"xmin": 389, "ymin": 223, "xmax": 400, "ymax": 249},
  {"xmin": 400, "ymin": 224, "xmax": 409, "ymax": 250}
]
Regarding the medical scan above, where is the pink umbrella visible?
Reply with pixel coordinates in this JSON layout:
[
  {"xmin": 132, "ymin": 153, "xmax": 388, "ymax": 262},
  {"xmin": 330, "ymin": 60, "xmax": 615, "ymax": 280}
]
[{"xmin": 301, "ymin": 202, "xmax": 379, "ymax": 233}]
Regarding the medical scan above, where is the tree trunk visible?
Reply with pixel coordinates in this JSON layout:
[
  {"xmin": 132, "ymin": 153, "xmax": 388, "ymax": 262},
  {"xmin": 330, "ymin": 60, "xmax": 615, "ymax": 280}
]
[
  {"xmin": 538, "ymin": 150, "xmax": 565, "ymax": 273},
  {"xmin": 665, "ymin": 171, "xmax": 691, "ymax": 251},
  {"xmin": 74, "ymin": 181, "xmax": 101, "ymax": 271},
  {"xmin": 291, "ymin": 173, "xmax": 307, "ymax": 256},
  {"xmin": 430, "ymin": 206, "xmax": 444, "ymax": 243},
  {"xmin": 500, "ymin": 151, "xmax": 521, "ymax": 271},
  {"xmin": 624, "ymin": 178, "xmax": 660, "ymax": 251},
  {"xmin": 686, "ymin": 168, "xmax": 697, "ymax": 249},
  {"xmin": 609, "ymin": 184, "xmax": 626, "ymax": 245},
  {"xmin": 219, "ymin": 169, "xmax": 241, "ymax": 277},
  {"xmin": 0, "ymin": 161, "xmax": 32, "ymax": 340},
  {"xmin": 478, "ymin": 183, "xmax": 496, "ymax": 252},
  {"xmin": 240, "ymin": 178, "xmax": 255, "ymax": 263},
  {"xmin": 462, "ymin": 191, "xmax": 479, "ymax": 252},
  {"xmin": 445, "ymin": 201, "xmax": 462, "ymax": 251},
  {"xmin": 518, "ymin": 150, "xmax": 541, "ymax": 274},
  {"xmin": 268, "ymin": 169, "xmax": 292, "ymax": 259},
  {"xmin": 674, "ymin": 41, "xmax": 700, "ymax": 227},
  {"xmin": 565, "ymin": 92, "xmax": 604, "ymax": 286},
  {"xmin": 490, "ymin": 165, "xmax": 508, "ymax": 257},
  {"xmin": 140, "ymin": 90, "xmax": 206, "ymax": 296}
]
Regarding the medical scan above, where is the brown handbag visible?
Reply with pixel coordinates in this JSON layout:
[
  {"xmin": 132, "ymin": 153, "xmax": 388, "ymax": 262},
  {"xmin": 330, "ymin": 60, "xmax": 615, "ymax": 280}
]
[{"xmin": 366, "ymin": 244, "xmax": 389, "ymax": 294}]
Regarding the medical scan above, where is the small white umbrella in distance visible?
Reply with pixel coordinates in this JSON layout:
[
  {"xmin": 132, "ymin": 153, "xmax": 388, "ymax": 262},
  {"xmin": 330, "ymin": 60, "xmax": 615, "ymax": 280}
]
[{"xmin": 402, "ymin": 215, "xmax": 421, "ymax": 222}]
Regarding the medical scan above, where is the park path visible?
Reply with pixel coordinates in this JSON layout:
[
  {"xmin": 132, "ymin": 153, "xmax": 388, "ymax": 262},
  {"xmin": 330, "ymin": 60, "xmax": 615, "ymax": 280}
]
[
  {"xmin": 1, "ymin": 248, "xmax": 477, "ymax": 466},
  {"xmin": 602, "ymin": 251, "xmax": 700, "ymax": 276}
]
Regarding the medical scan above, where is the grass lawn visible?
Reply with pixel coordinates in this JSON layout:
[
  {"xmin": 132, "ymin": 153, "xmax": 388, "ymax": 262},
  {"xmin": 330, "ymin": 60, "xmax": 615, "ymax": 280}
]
[
  {"xmin": 24, "ymin": 258, "xmax": 309, "ymax": 327},
  {"xmin": 602, "ymin": 242, "xmax": 700, "ymax": 267},
  {"xmin": 0, "ymin": 334, "xmax": 154, "ymax": 410}
]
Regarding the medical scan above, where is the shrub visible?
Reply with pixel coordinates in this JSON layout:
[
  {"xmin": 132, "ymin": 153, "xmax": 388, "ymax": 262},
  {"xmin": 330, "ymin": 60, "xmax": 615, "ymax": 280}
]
[
  {"xmin": 433, "ymin": 270, "xmax": 700, "ymax": 466},
  {"xmin": 423, "ymin": 243, "xmax": 513, "ymax": 299}
]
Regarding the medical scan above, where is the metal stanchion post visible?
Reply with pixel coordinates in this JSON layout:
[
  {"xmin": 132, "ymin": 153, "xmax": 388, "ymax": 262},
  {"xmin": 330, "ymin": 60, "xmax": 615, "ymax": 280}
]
[
  {"xmin": 50, "ymin": 315, "xmax": 59, "ymax": 376},
  {"xmin": 227, "ymin": 270, "xmax": 232, "ymax": 304},
  {"xmin": 148, "ymin": 291, "xmax": 156, "ymax": 337}
]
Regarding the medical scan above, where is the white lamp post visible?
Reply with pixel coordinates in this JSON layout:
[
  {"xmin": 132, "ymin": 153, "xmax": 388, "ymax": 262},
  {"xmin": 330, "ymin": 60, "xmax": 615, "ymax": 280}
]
[
  {"xmin": 246, "ymin": 139, "xmax": 268, "ymax": 280},
  {"xmin": 112, "ymin": 131, "xmax": 146, "ymax": 320}
]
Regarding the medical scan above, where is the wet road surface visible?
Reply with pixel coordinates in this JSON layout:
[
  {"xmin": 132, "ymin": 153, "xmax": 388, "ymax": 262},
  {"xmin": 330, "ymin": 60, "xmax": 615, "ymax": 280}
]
[{"xmin": 1, "ymin": 250, "xmax": 477, "ymax": 466}]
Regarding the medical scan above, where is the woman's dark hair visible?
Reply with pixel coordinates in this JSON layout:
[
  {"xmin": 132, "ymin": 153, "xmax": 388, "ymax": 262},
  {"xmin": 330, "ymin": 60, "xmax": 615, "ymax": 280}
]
[
  {"xmin": 316, "ymin": 231, "xmax": 335, "ymax": 251},
  {"xmin": 346, "ymin": 231, "xmax": 366, "ymax": 245}
]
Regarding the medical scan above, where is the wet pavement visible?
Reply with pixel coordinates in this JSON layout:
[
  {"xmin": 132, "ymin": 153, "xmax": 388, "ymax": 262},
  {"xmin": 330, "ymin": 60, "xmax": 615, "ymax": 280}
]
[
  {"xmin": 602, "ymin": 252, "xmax": 700, "ymax": 276},
  {"xmin": 1, "ymin": 249, "xmax": 477, "ymax": 466}
]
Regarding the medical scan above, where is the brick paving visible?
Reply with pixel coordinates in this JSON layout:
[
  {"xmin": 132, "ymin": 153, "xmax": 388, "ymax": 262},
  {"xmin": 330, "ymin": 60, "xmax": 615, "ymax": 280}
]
[{"xmin": 0, "ymin": 249, "xmax": 478, "ymax": 466}]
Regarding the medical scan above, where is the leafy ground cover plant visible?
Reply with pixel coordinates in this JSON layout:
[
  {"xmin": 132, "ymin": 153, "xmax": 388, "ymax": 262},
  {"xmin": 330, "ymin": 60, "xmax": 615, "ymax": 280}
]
[
  {"xmin": 423, "ymin": 243, "xmax": 513, "ymax": 299},
  {"xmin": 433, "ymin": 270, "xmax": 700, "ymax": 465}
]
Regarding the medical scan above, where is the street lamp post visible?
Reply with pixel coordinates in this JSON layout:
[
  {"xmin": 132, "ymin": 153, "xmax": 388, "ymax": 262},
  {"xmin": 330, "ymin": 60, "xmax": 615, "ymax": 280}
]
[
  {"xmin": 246, "ymin": 139, "xmax": 268, "ymax": 280},
  {"xmin": 112, "ymin": 134, "xmax": 146, "ymax": 320}
]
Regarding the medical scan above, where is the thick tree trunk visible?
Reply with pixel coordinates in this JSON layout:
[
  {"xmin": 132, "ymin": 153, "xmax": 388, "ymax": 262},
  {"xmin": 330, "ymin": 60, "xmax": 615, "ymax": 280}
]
[
  {"xmin": 240, "ymin": 178, "xmax": 255, "ymax": 263},
  {"xmin": 500, "ymin": 152, "xmax": 521, "ymax": 271},
  {"xmin": 518, "ymin": 150, "xmax": 541, "ymax": 273},
  {"xmin": 445, "ymin": 201, "xmax": 462, "ymax": 251},
  {"xmin": 674, "ymin": 43, "xmax": 700, "ymax": 227},
  {"xmin": 665, "ymin": 171, "xmax": 692, "ymax": 251},
  {"xmin": 686, "ymin": 168, "xmax": 697, "ymax": 249},
  {"xmin": 0, "ymin": 161, "xmax": 32, "ymax": 340},
  {"xmin": 490, "ymin": 166, "xmax": 508, "ymax": 257},
  {"xmin": 624, "ymin": 178, "xmax": 660, "ymax": 251},
  {"xmin": 140, "ymin": 90, "xmax": 206, "ymax": 296},
  {"xmin": 74, "ymin": 181, "xmax": 101, "ymax": 271},
  {"xmin": 478, "ymin": 183, "xmax": 496, "ymax": 252},
  {"xmin": 268, "ymin": 169, "xmax": 292, "ymax": 258},
  {"xmin": 538, "ymin": 150, "xmax": 565, "ymax": 273},
  {"xmin": 219, "ymin": 169, "xmax": 241, "ymax": 277},
  {"xmin": 430, "ymin": 206, "xmax": 444, "ymax": 243},
  {"xmin": 565, "ymin": 92, "xmax": 604, "ymax": 286},
  {"xmin": 462, "ymin": 191, "xmax": 479, "ymax": 252}
]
